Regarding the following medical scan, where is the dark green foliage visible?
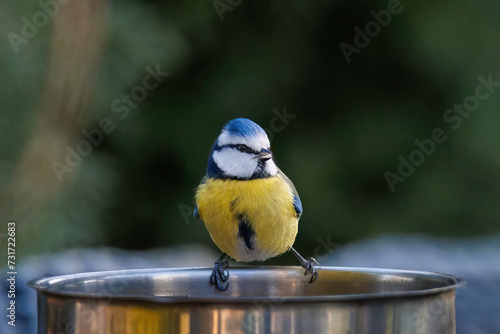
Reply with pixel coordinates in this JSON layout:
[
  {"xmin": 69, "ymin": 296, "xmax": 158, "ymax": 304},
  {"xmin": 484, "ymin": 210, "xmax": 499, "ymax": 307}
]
[{"xmin": 1, "ymin": 0, "xmax": 499, "ymax": 258}]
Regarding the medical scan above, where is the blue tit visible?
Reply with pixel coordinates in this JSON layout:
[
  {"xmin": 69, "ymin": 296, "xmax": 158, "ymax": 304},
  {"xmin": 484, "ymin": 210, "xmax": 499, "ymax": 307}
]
[{"xmin": 194, "ymin": 118, "xmax": 319, "ymax": 291}]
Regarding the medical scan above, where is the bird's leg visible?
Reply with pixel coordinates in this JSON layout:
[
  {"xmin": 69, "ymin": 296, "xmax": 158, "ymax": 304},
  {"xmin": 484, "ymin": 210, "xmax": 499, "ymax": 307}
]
[
  {"xmin": 210, "ymin": 253, "xmax": 230, "ymax": 291},
  {"xmin": 290, "ymin": 247, "xmax": 320, "ymax": 283}
]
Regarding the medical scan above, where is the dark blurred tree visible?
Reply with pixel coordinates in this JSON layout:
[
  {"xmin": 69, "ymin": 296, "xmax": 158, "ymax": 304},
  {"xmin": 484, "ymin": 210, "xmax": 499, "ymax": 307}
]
[{"xmin": 1, "ymin": 0, "xmax": 500, "ymax": 259}]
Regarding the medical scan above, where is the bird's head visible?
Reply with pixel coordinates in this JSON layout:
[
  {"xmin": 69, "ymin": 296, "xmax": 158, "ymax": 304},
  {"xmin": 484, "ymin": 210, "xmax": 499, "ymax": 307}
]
[{"xmin": 207, "ymin": 118, "xmax": 278, "ymax": 180}]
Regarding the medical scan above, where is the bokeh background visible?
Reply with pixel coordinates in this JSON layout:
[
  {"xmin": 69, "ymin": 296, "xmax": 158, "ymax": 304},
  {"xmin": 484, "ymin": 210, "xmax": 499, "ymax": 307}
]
[{"xmin": 1, "ymin": 0, "xmax": 500, "ymax": 333}]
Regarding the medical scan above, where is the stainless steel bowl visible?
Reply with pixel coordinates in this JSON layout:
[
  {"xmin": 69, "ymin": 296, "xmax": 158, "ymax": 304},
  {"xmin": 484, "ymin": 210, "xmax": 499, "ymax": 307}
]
[{"xmin": 28, "ymin": 266, "xmax": 463, "ymax": 334}]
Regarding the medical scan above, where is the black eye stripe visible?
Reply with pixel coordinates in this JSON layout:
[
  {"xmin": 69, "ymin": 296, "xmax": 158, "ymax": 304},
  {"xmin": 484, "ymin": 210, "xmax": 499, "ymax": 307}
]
[{"xmin": 226, "ymin": 144, "xmax": 258, "ymax": 154}]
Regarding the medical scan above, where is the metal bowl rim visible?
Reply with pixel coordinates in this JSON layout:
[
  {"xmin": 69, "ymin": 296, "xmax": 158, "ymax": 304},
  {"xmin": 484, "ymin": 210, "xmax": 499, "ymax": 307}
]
[{"xmin": 27, "ymin": 266, "xmax": 465, "ymax": 304}]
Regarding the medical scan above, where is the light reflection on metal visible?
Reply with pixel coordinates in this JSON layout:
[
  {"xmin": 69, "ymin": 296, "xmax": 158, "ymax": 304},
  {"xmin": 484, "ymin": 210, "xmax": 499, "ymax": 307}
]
[{"xmin": 28, "ymin": 266, "xmax": 463, "ymax": 334}]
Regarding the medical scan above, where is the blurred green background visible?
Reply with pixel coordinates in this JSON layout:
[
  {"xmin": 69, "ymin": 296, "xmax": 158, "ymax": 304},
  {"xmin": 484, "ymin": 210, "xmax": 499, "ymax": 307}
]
[{"xmin": 1, "ymin": 0, "xmax": 500, "ymax": 261}]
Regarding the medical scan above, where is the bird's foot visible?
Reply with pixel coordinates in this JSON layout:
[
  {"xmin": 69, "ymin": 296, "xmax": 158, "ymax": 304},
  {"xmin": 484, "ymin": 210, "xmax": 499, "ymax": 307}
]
[
  {"xmin": 303, "ymin": 257, "xmax": 320, "ymax": 283},
  {"xmin": 291, "ymin": 247, "xmax": 320, "ymax": 283},
  {"xmin": 210, "ymin": 254, "xmax": 230, "ymax": 291}
]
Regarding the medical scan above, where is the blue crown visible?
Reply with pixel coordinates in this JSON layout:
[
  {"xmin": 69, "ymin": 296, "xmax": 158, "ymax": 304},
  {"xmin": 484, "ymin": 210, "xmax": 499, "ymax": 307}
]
[{"xmin": 223, "ymin": 118, "xmax": 266, "ymax": 138}]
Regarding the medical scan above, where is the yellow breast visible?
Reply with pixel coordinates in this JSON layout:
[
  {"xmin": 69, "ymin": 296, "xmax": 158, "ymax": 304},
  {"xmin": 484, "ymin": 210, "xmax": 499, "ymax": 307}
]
[{"xmin": 195, "ymin": 175, "xmax": 299, "ymax": 262}]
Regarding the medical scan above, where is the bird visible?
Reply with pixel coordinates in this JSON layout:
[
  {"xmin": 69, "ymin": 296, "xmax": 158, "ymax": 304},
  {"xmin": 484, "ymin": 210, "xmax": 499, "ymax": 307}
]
[{"xmin": 194, "ymin": 118, "xmax": 319, "ymax": 291}]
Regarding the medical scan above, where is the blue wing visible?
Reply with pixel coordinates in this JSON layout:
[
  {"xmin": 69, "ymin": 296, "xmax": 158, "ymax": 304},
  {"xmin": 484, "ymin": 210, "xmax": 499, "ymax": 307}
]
[
  {"xmin": 278, "ymin": 169, "xmax": 303, "ymax": 219},
  {"xmin": 193, "ymin": 176, "xmax": 208, "ymax": 220},
  {"xmin": 293, "ymin": 194, "xmax": 303, "ymax": 218}
]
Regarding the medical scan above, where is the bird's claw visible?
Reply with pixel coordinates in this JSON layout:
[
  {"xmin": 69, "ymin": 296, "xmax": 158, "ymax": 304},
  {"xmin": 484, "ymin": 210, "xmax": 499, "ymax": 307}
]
[
  {"xmin": 303, "ymin": 257, "xmax": 320, "ymax": 283},
  {"xmin": 290, "ymin": 247, "xmax": 320, "ymax": 284},
  {"xmin": 210, "ymin": 257, "xmax": 230, "ymax": 291}
]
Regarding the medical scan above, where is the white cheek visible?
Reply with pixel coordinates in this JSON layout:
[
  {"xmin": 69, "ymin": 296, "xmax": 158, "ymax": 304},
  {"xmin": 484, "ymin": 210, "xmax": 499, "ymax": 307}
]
[
  {"xmin": 265, "ymin": 160, "xmax": 278, "ymax": 176},
  {"xmin": 213, "ymin": 149, "xmax": 257, "ymax": 179}
]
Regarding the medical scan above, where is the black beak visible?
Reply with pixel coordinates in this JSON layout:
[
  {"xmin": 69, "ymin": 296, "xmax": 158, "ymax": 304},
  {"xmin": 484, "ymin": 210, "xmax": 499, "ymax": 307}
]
[{"xmin": 257, "ymin": 148, "xmax": 272, "ymax": 161}]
